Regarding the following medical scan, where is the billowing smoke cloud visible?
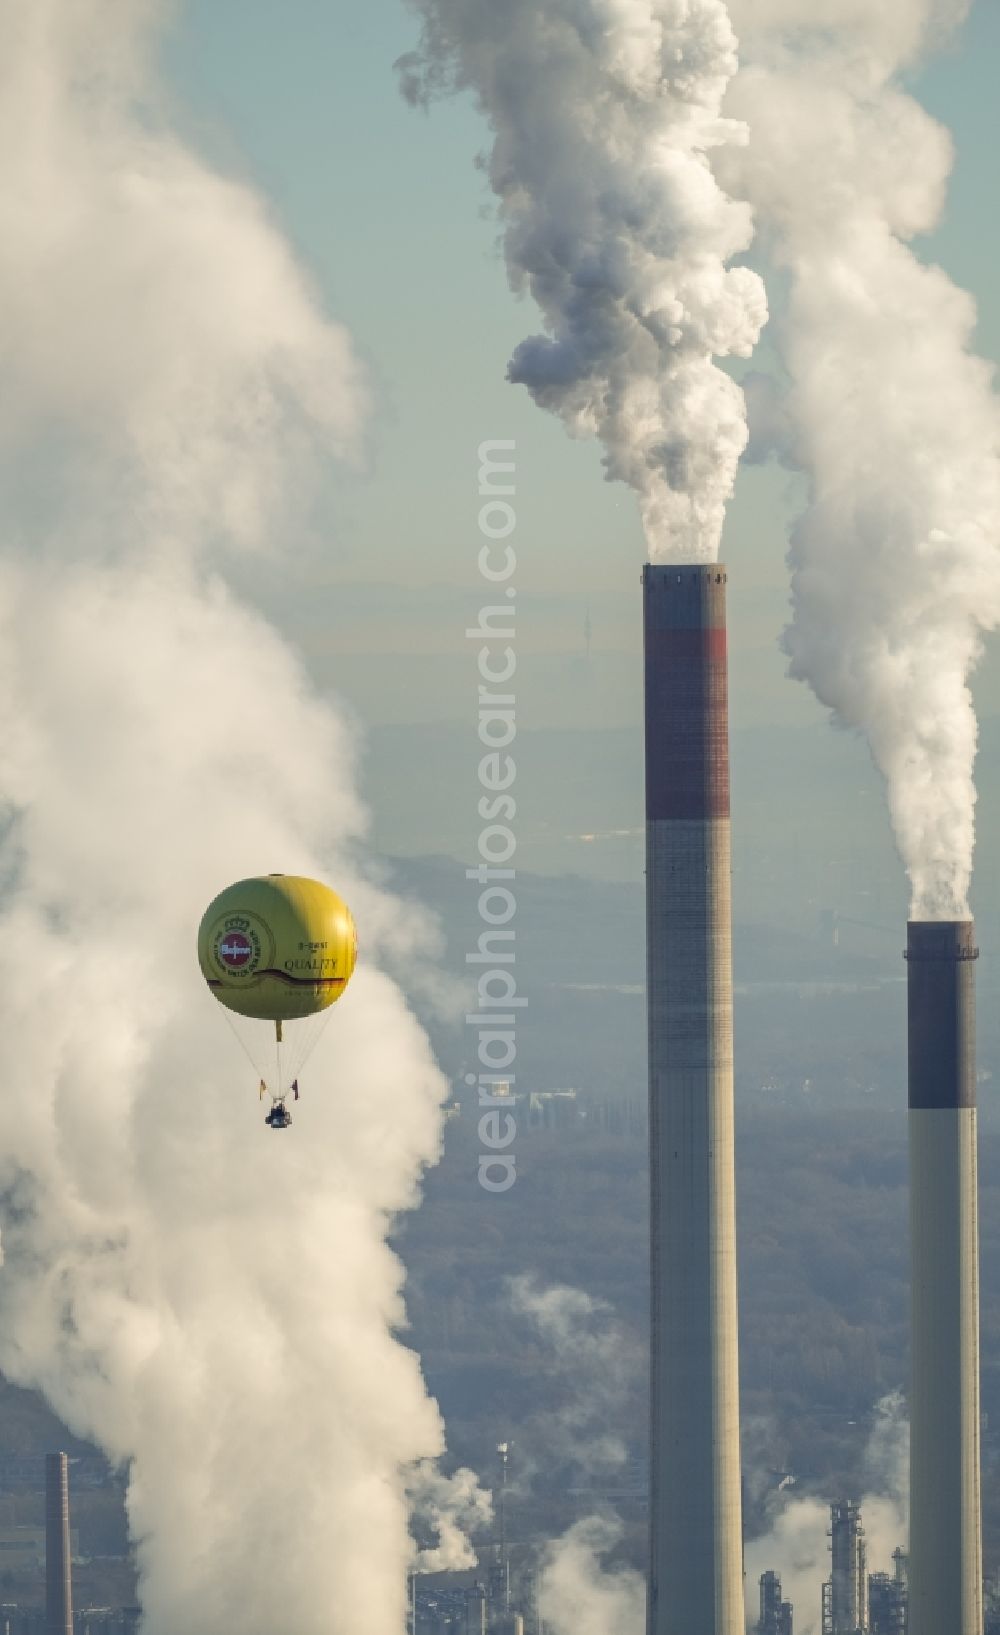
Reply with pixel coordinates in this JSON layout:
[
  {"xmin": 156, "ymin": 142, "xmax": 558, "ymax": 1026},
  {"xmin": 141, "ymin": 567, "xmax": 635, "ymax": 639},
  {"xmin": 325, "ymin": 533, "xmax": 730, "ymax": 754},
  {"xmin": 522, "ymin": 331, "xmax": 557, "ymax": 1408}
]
[
  {"xmin": 722, "ymin": 0, "xmax": 1000, "ymax": 918},
  {"xmin": 508, "ymin": 1276, "xmax": 639, "ymax": 1478},
  {"xmin": 398, "ymin": 0, "xmax": 767, "ymax": 560},
  {"xmin": 409, "ymin": 1464, "xmax": 493, "ymax": 1572},
  {"xmin": 506, "ymin": 1279, "xmax": 644, "ymax": 1635},
  {"xmin": 538, "ymin": 1516, "xmax": 645, "ymax": 1635},
  {"xmin": 0, "ymin": 7, "xmax": 366, "ymax": 558},
  {"xmin": 743, "ymin": 1395, "xmax": 908, "ymax": 1635},
  {"xmin": 727, "ymin": 0, "xmax": 969, "ymax": 69},
  {"xmin": 0, "ymin": 5, "xmax": 469, "ymax": 1632}
]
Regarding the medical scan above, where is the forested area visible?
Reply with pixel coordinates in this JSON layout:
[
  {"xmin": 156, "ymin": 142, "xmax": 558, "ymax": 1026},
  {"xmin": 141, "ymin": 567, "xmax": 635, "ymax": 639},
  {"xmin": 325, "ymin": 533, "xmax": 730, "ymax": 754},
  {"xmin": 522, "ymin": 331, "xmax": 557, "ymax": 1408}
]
[{"xmin": 396, "ymin": 1096, "xmax": 1000, "ymax": 1570}]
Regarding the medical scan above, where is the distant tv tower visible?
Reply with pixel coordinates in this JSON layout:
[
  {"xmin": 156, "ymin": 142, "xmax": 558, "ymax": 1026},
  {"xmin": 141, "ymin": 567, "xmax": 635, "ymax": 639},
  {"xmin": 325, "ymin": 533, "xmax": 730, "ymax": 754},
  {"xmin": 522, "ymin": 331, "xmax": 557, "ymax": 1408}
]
[
  {"xmin": 45, "ymin": 1452, "xmax": 73, "ymax": 1635},
  {"xmin": 496, "ymin": 1445, "xmax": 513, "ymax": 1608},
  {"xmin": 584, "ymin": 605, "xmax": 592, "ymax": 661}
]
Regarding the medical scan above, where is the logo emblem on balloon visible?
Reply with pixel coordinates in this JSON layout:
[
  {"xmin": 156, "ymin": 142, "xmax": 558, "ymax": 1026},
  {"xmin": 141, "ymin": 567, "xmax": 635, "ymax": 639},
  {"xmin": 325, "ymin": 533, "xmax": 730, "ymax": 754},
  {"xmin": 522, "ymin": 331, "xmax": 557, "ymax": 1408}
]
[
  {"xmin": 212, "ymin": 915, "xmax": 265, "ymax": 979},
  {"xmin": 218, "ymin": 931, "xmax": 253, "ymax": 969}
]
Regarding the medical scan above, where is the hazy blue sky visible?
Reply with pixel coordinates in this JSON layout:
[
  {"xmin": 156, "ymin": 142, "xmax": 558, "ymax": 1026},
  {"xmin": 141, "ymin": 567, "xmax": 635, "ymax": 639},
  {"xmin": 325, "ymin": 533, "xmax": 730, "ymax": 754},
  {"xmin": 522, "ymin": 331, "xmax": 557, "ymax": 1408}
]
[{"xmin": 163, "ymin": 3, "xmax": 1000, "ymax": 746}]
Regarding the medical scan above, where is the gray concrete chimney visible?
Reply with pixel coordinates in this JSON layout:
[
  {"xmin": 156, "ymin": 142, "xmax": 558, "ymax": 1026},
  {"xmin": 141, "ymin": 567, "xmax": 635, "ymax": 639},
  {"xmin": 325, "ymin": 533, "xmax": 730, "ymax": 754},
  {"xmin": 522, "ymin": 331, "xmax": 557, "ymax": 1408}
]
[{"xmin": 644, "ymin": 564, "xmax": 744, "ymax": 1635}]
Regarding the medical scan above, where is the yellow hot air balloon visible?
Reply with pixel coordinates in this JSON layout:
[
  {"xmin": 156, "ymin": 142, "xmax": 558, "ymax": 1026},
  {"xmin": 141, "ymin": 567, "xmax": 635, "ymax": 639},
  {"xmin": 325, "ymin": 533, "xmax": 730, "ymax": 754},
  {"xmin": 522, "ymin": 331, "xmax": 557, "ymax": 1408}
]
[{"xmin": 198, "ymin": 874, "xmax": 357, "ymax": 1126}]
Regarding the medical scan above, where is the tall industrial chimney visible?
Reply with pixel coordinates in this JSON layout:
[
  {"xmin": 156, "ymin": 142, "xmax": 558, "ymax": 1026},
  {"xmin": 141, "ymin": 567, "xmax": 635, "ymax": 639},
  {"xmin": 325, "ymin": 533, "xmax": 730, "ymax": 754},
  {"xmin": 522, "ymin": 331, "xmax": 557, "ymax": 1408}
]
[
  {"xmin": 906, "ymin": 920, "xmax": 982, "ymax": 1635},
  {"xmin": 644, "ymin": 564, "xmax": 744, "ymax": 1635},
  {"xmin": 45, "ymin": 1451, "xmax": 73, "ymax": 1635}
]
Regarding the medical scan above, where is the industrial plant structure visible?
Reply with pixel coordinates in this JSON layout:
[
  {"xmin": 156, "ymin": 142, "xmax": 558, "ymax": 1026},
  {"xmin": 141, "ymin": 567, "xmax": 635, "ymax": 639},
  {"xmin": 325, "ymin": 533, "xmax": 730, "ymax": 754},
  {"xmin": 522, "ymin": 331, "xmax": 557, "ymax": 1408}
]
[
  {"xmin": 823, "ymin": 1500, "xmax": 867, "ymax": 1635},
  {"xmin": 644, "ymin": 564, "xmax": 743, "ymax": 1635},
  {"xmin": 812, "ymin": 1501, "xmax": 909, "ymax": 1635},
  {"xmin": 868, "ymin": 1553, "xmax": 908, "ymax": 1635},
  {"xmin": 907, "ymin": 920, "xmax": 983, "ymax": 1635},
  {"xmin": 640, "ymin": 564, "xmax": 985, "ymax": 1635},
  {"xmin": 757, "ymin": 1571, "xmax": 793, "ymax": 1635}
]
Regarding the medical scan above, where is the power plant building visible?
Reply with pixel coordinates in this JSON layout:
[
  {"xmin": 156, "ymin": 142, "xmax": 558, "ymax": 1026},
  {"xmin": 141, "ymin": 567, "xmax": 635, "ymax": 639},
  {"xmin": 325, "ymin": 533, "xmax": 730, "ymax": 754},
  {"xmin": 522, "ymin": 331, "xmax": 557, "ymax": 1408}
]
[{"xmin": 644, "ymin": 564, "xmax": 743, "ymax": 1635}]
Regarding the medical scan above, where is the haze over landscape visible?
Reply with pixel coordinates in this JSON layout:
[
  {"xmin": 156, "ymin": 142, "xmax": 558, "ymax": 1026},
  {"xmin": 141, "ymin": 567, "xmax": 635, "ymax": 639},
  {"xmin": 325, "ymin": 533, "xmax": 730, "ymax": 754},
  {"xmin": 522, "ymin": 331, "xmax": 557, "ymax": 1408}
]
[{"xmin": 0, "ymin": 4, "xmax": 996, "ymax": 1635}]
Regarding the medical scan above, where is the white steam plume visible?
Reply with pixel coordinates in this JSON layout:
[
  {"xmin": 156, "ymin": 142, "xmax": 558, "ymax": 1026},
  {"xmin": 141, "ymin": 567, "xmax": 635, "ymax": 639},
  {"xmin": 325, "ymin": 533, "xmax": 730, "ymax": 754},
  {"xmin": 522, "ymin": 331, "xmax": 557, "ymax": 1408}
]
[
  {"xmin": 723, "ymin": 0, "xmax": 1000, "ymax": 918},
  {"xmin": 538, "ymin": 1516, "xmax": 645, "ymax": 1635},
  {"xmin": 743, "ymin": 1395, "xmax": 908, "ymax": 1635},
  {"xmin": 508, "ymin": 1276, "xmax": 639, "ymax": 1478},
  {"xmin": 409, "ymin": 1464, "xmax": 493, "ymax": 1573},
  {"xmin": 0, "ymin": 6, "xmax": 467, "ymax": 1633},
  {"xmin": 507, "ymin": 1279, "xmax": 644, "ymax": 1635},
  {"xmin": 398, "ymin": 0, "xmax": 767, "ymax": 560}
]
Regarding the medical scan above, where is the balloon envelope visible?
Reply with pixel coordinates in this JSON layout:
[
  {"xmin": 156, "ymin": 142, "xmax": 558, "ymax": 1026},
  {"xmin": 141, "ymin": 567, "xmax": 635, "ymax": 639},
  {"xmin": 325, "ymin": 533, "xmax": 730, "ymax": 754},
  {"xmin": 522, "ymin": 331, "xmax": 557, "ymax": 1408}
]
[{"xmin": 198, "ymin": 874, "xmax": 357, "ymax": 1022}]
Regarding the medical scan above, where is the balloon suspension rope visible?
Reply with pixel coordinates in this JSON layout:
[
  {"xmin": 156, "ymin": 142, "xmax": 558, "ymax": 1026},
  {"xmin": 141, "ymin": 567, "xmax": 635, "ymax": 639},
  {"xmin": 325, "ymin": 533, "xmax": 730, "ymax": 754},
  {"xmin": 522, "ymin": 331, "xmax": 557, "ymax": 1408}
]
[
  {"xmin": 221, "ymin": 1009, "xmax": 264, "ymax": 1079},
  {"xmin": 275, "ymin": 1019, "xmax": 283, "ymax": 1099},
  {"xmin": 286, "ymin": 1005, "xmax": 338, "ymax": 1085}
]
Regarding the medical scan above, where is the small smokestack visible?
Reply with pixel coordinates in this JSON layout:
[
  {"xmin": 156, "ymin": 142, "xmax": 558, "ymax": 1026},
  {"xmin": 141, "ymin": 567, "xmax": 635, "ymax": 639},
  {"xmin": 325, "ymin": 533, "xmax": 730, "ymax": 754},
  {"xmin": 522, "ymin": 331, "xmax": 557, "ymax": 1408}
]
[
  {"xmin": 45, "ymin": 1452, "xmax": 73, "ymax": 1635},
  {"xmin": 906, "ymin": 920, "xmax": 982, "ymax": 1635},
  {"xmin": 644, "ymin": 564, "xmax": 744, "ymax": 1635},
  {"xmin": 466, "ymin": 1584, "xmax": 487, "ymax": 1635}
]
